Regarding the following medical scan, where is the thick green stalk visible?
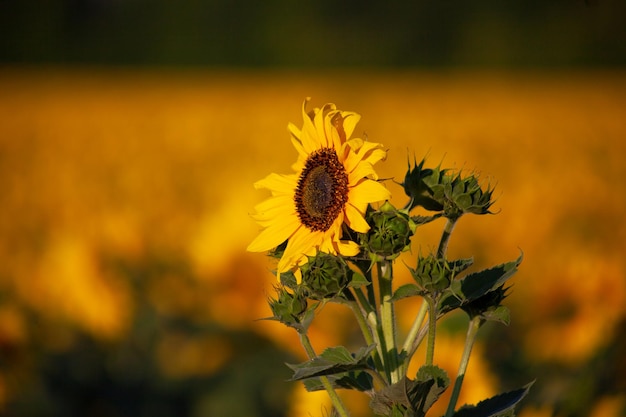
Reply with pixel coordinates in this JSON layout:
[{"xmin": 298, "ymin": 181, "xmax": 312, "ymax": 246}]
[
  {"xmin": 299, "ymin": 333, "xmax": 351, "ymax": 417},
  {"xmin": 425, "ymin": 296, "xmax": 437, "ymax": 366},
  {"xmin": 444, "ymin": 316, "xmax": 482, "ymax": 417},
  {"xmin": 348, "ymin": 291, "xmax": 385, "ymax": 377},
  {"xmin": 400, "ymin": 300, "xmax": 428, "ymax": 373},
  {"xmin": 378, "ymin": 260, "xmax": 400, "ymax": 383},
  {"xmin": 437, "ymin": 217, "xmax": 459, "ymax": 260}
]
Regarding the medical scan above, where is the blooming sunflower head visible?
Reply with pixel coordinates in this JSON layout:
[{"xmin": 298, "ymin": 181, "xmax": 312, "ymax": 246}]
[{"xmin": 247, "ymin": 99, "xmax": 391, "ymax": 280}]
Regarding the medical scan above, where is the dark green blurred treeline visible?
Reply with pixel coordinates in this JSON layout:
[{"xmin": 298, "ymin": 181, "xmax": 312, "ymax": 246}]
[{"xmin": 1, "ymin": 0, "xmax": 625, "ymax": 67}]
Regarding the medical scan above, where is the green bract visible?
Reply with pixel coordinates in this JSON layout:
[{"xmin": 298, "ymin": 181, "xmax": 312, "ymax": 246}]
[{"xmin": 403, "ymin": 158, "xmax": 443, "ymax": 212}]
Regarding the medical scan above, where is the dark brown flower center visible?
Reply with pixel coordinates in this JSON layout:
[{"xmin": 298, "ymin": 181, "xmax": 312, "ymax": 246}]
[{"xmin": 295, "ymin": 148, "xmax": 349, "ymax": 231}]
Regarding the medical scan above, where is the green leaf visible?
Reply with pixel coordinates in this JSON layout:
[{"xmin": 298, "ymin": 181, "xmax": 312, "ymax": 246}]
[
  {"xmin": 348, "ymin": 270, "xmax": 370, "ymax": 288},
  {"xmin": 439, "ymin": 253, "xmax": 522, "ymax": 315},
  {"xmin": 392, "ymin": 283, "xmax": 424, "ymax": 301},
  {"xmin": 370, "ymin": 367, "xmax": 449, "ymax": 417},
  {"xmin": 453, "ymin": 381, "xmax": 534, "ymax": 417},
  {"xmin": 415, "ymin": 365, "xmax": 450, "ymax": 414},
  {"xmin": 370, "ymin": 377, "xmax": 432, "ymax": 417},
  {"xmin": 287, "ymin": 345, "xmax": 376, "ymax": 381},
  {"xmin": 302, "ymin": 370, "xmax": 374, "ymax": 392},
  {"xmin": 481, "ymin": 305, "xmax": 511, "ymax": 325},
  {"xmin": 411, "ymin": 213, "xmax": 444, "ymax": 226},
  {"xmin": 449, "ymin": 257, "xmax": 475, "ymax": 276}
]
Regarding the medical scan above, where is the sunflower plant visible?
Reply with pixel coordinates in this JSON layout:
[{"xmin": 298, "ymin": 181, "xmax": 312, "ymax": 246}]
[{"xmin": 248, "ymin": 99, "xmax": 532, "ymax": 417}]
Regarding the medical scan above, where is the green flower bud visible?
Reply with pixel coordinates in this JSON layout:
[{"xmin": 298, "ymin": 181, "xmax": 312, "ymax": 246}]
[
  {"xmin": 410, "ymin": 255, "xmax": 453, "ymax": 293},
  {"xmin": 403, "ymin": 157, "xmax": 495, "ymax": 219},
  {"xmin": 444, "ymin": 173, "xmax": 495, "ymax": 217},
  {"xmin": 410, "ymin": 255, "xmax": 471, "ymax": 294},
  {"xmin": 268, "ymin": 286, "xmax": 309, "ymax": 329},
  {"xmin": 359, "ymin": 201, "xmax": 416, "ymax": 260},
  {"xmin": 301, "ymin": 252, "xmax": 350, "ymax": 300}
]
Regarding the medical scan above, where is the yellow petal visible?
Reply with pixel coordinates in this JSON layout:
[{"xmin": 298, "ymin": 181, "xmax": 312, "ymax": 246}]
[
  {"xmin": 349, "ymin": 179, "xmax": 390, "ymax": 212},
  {"xmin": 287, "ymin": 121, "xmax": 301, "ymax": 141},
  {"xmin": 315, "ymin": 104, "xmax": 336, "ymax": 148},
  {"xmin": 254, "ymin": 173, "xmax": 297, "ymax": 195},
  {"xmin": 251, "ymin": 195, "xmax": 295, "ymax": 226},
  {"xmin": 335, "ymin": 240, "xmax": 360, "ymax": 257},
  {"xmin": 344, "ymin": 202, "xmax": 370, "ymax": 233},
  {"xmin": 277, "ymin": 226, "xmax": 323, "ymax": 273},
  {"xmin": 247, "ymin": 215, "xmax": 300, "ymax": 253},
  {"xmin": 348, "ymin": 161, "xmax": 378, "ymax": 183},
  {"xmin": 290, "ymin": 136, "xmax": 308, "ymax": 161},
  {"xmin": 361, "ymin": 148, "xmax": 387, "ymax": 167},
  {"xmin": 342, "ymin": 138, "xmax": 384, "ymax": 174},
  {"xmin": 341, "ymin": 111, "xmax": 361, "ymax": 140},
  {"xmin": 317, "ymin": 215, "xmax": 345, "ymax": 254},
  {"xmin": 300, "ymin": 99, "xmax": 321, "ymax": 153}
]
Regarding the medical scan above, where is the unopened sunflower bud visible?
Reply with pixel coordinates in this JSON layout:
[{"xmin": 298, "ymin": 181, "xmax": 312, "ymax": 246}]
[
  {"xmin": 412, "ymin": 256, "xmax": 451, "ymax": 293},
  {"xmin": 360, "ymin": 201, "xmax": 416, "ymax": 260},
  {"xmin": 410, "ymin": 255, "xmax": 459, "ymax": 293},
  {"xmin": 301, "ymin": 252, "xmax": 350, "ymax": 299},
  {"xmin": 268, "ymin": 287, "xmax": 309, "ymax": 329},
  {"xmin": 445, "ymin": 173, "xmax": 495, "ymax": 217}
]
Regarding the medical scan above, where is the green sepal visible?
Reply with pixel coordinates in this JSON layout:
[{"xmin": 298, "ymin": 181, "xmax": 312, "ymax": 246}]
[
  {"xmin": 403, "ymin": 157, "xmax": 444, "ymax": 212},
  {"xmin": 279, "ymin": 270, "xmax": 298, "ymax": 290},
  {"xmin": 287, "ymin": 344, "xmax": 376, "ymax": 381},
  {"xmin": 452, "ymin": 381, "xmax": 534, "ymax": 417}
]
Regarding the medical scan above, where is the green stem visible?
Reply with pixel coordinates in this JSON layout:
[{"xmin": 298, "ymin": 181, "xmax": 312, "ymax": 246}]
[
  {"xmin": 425, "ymin": 296, "xmax": 437, "ymax": 366},
  {"xmin": 400, "ymin": 299, "xmax": 428, "ymax": 373},
  {"xmin": 437, "ymin": 217, "xmax": 459, "ymax": 260},
  {"xmin": 299, "ymin": 333, "xmax": 351, "ymax": 417},
  {"xmin": 444, "ymin": 316, "xmax": 483, "ymax": 417},
  {"xmin": 348, "ymin": 292, "xmax": 385, "ymax": 377},
  {"xmin": 378, "ymin": 260, "xmax": 400, "ymax": 383}
]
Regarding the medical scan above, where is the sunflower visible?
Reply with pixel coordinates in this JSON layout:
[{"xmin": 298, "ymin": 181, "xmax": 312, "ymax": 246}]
[{"xmin": 247, "ymin": 99, "xmax": 390, "ymax": 277}]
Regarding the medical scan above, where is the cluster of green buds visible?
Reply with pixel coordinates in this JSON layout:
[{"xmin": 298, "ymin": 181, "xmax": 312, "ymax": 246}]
[
  {"xmin": 300, "ymin": 252, "xmax": 352, "ymax": 300},
  {"xmin": 403, "ymin": 158, "xmax": 495, "ymax": 219},
  {"xmin": 409, "ymin": 255, "xmax": 473, "ymax": 295},
  {"xmin": 359, "ymin": 201, "xmax": 416, "ymax": 261}
]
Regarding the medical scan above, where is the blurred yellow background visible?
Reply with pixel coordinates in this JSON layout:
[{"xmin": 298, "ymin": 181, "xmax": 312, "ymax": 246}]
[{"xmin": 0, "ymin": 68, "xmax": 625, "ymax": 417}]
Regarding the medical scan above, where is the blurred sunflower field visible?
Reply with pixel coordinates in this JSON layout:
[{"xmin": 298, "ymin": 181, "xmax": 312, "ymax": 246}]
[{"xmin": 0, "ymin": 68, "xmax": 625, "ymax": 417}]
